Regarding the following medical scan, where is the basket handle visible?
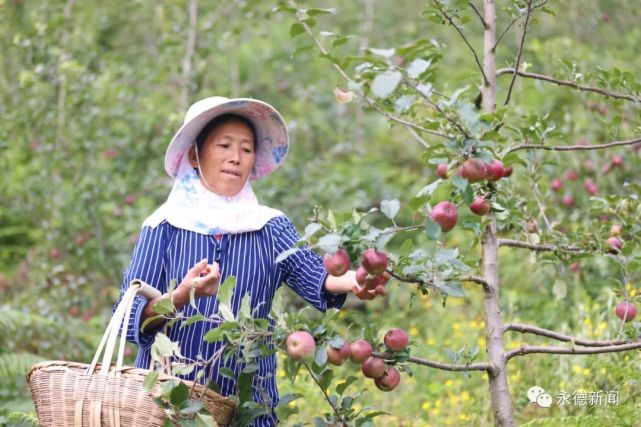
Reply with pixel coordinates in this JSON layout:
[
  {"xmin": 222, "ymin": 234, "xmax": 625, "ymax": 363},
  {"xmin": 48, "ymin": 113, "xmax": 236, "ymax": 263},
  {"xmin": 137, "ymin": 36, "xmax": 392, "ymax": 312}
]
[{"xmin": 87, "ymin": 280, "xmax": 162, "ymax": 377}]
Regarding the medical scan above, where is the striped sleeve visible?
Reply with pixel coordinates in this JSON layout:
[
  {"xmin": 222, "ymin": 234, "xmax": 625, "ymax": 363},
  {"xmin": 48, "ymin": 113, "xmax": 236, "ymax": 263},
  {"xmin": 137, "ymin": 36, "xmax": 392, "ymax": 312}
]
[
  {"xmin": 272, "ymin": 216, "xmax": 346, "ymax": 312},
  {"xmin": 116, "ymin": 222, "xmax": 169, "ymax": 349}
]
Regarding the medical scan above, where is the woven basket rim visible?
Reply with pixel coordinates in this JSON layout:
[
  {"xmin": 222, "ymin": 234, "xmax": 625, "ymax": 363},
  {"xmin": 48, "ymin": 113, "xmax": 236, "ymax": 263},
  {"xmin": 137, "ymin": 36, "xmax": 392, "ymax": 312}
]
[{"xmin": 28, "ymin": 359, "xmax": 236, "ymax": 410}]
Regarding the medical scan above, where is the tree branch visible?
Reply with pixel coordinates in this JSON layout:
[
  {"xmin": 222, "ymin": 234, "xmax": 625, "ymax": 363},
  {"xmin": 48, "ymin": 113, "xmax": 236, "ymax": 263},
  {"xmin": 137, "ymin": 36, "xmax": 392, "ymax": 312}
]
[
  {"xmin": 372, "ymin": 351, "xmax": 489, "ymax": 372},
  {"xmin": 497, "ymin": 68, "xmax": 641, "ymax": 103},
  {"xmin": 387, "ymin": 270, "xmax": 489, "ymax": 291},
  {"xmin": 301, "ymin": 361, "xmax": 346, "ymax": 422},
  {"xmin": 293, "ymin": 8, "xmax": 452, "ymax": 141},
  {"xmin": 468, "ymin": 1, "xmax": 488, "ymax": 29},
  {"xmin": 507, "ymin": 136, "xmax": 641, "ymax": 154},
  {"xmin": 504, "ymin": 0, "xmax": 532, "ymax": 105},
  {"xmin": 432, "ymin": 0, "xmax": 488, "ymax": 85},
  {"xmin": 458, "ymin": 275, "xmax": 491, "ymax": 291},
  {"xmin": 504, "ymin": 323, "xmax": 629, "ymax": 347},
  {"xmin": 404, "ymin": 77, "xmax": 472, "ymax": 139},
  {"xmin": 498, "ymin": 239, "xmax": 589, "ymax": 253},
  {"xmin": 506, "ymin": 340, "xmax": 641, "ymax": 361}
]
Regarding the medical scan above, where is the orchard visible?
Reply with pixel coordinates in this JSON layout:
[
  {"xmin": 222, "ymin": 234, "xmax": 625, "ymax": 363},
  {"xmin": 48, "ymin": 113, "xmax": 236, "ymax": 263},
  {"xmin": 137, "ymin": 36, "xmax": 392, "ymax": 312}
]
[{"xmin": 2, "ymin": 0, "xmax": 641, "ymax": 426}]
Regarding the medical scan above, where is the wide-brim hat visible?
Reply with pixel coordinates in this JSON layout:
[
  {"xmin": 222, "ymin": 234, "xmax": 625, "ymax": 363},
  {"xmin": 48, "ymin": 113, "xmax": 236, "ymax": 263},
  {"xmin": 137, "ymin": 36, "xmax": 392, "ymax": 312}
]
[{"xmin": 165, "ymin": 96, "xmax": 289, "ymax": 181}]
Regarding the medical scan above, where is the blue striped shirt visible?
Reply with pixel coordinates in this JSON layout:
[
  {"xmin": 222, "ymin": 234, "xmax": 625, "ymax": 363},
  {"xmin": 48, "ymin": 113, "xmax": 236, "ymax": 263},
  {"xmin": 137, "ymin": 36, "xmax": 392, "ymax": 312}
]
[{"xmin": 117, "ymin": 215, "xmax": 346, "ymax": 426}]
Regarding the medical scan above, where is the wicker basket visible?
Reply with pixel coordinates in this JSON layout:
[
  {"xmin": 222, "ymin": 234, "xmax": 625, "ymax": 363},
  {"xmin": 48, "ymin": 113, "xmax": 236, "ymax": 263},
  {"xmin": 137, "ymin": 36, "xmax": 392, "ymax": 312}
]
[{"xmin": 27, "ymin": 281, "xmax": 235, "ymax": 426}]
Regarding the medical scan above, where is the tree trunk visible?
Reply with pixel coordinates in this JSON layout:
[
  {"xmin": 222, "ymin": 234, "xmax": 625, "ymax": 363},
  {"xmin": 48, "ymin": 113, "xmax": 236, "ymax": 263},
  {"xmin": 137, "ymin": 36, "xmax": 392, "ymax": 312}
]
[{"xmin": 481, "ymin": 1, "xmax": 515, "ymax": 426}]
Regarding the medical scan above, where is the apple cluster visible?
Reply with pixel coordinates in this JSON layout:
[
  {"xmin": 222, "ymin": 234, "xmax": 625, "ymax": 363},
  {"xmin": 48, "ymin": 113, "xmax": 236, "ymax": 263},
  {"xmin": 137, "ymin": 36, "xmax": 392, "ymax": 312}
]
[
  {"xmin": 323, "ymin": 248, "xmax": 390, "ymax": 300},
  {"xmin": 431, "ymin": 158, "xmax": 512, "ymax": 232},
  {"xmin": 285, "ymin": 328, "xmax": 410, "ymax": 392}
]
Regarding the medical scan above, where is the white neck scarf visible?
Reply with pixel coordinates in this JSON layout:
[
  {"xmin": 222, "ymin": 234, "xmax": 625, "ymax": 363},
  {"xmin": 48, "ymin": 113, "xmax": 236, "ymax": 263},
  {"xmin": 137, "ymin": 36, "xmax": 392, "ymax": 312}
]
[{"xmin": 142, "ymin": 154, "xmax": 283, "ymax": 235}]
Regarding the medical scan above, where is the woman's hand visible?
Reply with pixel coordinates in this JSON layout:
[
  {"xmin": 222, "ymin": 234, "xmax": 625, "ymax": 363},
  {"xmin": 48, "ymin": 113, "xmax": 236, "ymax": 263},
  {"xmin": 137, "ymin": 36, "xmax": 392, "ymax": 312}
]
[{"xmin": 175, "ymin": 259, "xmax": 221, "ymax": 304}]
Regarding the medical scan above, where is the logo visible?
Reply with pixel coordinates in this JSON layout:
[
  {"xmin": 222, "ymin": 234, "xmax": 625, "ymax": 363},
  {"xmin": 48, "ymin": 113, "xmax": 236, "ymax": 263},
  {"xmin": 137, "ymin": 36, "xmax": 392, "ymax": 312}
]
[{"xmin": 527, "ymin": 386, "xmax": 553, "ymax": 408}]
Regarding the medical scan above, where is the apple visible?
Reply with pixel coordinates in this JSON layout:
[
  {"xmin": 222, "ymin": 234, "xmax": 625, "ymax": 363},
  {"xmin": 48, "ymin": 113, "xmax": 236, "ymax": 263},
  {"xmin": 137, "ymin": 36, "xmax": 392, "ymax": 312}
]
[
  {"xmin": 569, "ymin": 262, "xmax": 580, "ymax": 273},
  {"xmin": 485, "ymin": 159, "xmax": 505, "ymax": 182},
  {"xmin": 350, "ymin": 339, "xmax": 373, "ymax": 363},
  {"xmin": 612, "ymin": 155, "xmax": 624, "ymax": 167},
  {"xmin": 437, "ymin": 163, "xmax": 448, "ymax": 179},
  {"xmin": 550, "ymin": 178, "xmax": 563, "ymax": 192},
  {"xmin": 469, "ymin": 196, "xmax": 491, "ymax": 216},
  {"xmin": 326, "ymin": 340, "xmax": 351, "ymax": 366},
  {"xmin": 431, "ymin": 201, "xmax": 458, "ymax": 232},
  {"xmin": 503, "ymin": 165, "xmax": 513, "ymax": 177},
  {"xmin": 124, "ymin": 195, "xmax": 137, "ymax": 205},
  {"xmin": 384, "ymin": 328, "xmax": 409, "ymax": 352},
  {"xmin": 374, "ymin": 284, "xmax": 388, "ymax": 296},
  {"xmin": 565, "ymin": 170, "xmax": 579, "ymax": 181},
  {"xmin": 374, "ymin": 366, "xmax": 401, "ymax": 392},
  {"xmin": 356, "ymin": 266, "xmax": 384, "ymax": 289},
  {"xmin": 323, "ymin": 248, "xmax": 351, "ymax": 276},
  {"xmin": 562, "ymin": 195, "xmax": 574, "ymax": 208},
  {"xmin": 615, "ymin": 301, "xmax": 637, "ymax": 322},
  {"xmin": 610, "ymin": 224, "xmax": 622, "ymax": 236},
  {"xmin": 584, "ymin": 179, "xmax": 598, "ymax": 195},
  {"xmin": 361, "ymin": 357, "xmax": 387, "ymax": 379},
  {"xmin": 361, "ymin": 248, "xmax": 388, "ymax": 275},
  {"xmin": 602, "ymin": 163, "xmax": 612, "ymax": 174},
  {"xmin": 458, "ymin": 159, "xmax": 486, "ymax": 182},
  {"xmin": 606, "ymin": 236, "xmax": 622, "ymax": 253},
  {"xmin": 286, "ymin": 331, "xmax": 316, "ymax": 361}
]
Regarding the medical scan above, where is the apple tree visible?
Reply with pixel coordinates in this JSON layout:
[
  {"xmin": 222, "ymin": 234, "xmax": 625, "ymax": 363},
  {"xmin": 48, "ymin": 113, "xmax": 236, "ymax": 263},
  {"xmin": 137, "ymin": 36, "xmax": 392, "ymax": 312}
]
[{"xmin": 272, "ymin": 0, "xmax": 641, "ymax": 425}]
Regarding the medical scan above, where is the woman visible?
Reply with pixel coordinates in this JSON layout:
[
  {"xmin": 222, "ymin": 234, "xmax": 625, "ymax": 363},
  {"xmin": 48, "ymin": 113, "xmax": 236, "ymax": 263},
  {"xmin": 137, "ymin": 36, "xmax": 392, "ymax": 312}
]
[{"xmin": 118, "ymin": 97, "xmax": 382, "ymax": 425}]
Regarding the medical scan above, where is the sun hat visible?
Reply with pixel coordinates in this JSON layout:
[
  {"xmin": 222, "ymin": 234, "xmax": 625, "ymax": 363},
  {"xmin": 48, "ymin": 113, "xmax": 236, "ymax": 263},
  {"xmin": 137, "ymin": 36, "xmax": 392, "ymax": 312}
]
[{"xmin": 165, "ymin": 97, "xmax": 289, "ymax": 181}]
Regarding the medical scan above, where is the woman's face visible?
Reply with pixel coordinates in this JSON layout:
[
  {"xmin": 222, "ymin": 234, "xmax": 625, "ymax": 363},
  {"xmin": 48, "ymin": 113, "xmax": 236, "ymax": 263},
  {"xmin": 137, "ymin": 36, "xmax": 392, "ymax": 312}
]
[{"xmin": 189, "ymin": 118, "xmax": 256, "ymax": 196}]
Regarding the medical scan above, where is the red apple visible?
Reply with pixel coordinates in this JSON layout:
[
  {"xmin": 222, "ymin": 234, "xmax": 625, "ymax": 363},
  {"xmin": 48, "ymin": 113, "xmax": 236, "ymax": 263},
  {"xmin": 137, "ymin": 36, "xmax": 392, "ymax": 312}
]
[
  {"xmin": 384, "ymin": 328, "xmax": 409, "ymax": 352},
  {"xmin": 124, "ymin": 195, "xmax": 137, "ymax": 205},
  {"xmin": 286, "ymin": 331, "xmax": 316, "ymax": 361},
  {"xmin": 569, "ymin": 262, "xmax": 580, "ymax": 273},
  {"xmin": 562, "ymin": 195, "xmax": 574, "ymax": 208},
  {"xmin": 431, "ymin": 201, "xmax": 458, "ymax": 232},
  {"xmin": 323, "ymin": 248, "xmax": 351, "ymax": 276},
  {"xmin": 437, "ymin": 163, "xmax": 448, "ymax": 179},
  {"xmin": 374, "ymin": 284, "xmax": 388, "ymax": 296},
  {"xmin": 610, "ymin": 224, "xmax": 622, "ymax": 236},
  {"xmin": 356, "ymin": 266, "xmax": 384, "ymax": 289},
  {"xmin": 612, "ymin": 155, "xmax": 624, "ymax": 167},
  {"xmin": 615, "ymin": 301, "xmax": 637, "ymax": 322},
  {"xmin": 361, "ymin": 357, "xmax": 387, "ymax": 379},
  {"xmin": 374, "ymin": 366, "xmax": 401, "ymax": 392},
  {"xmin": 361, "ymin": 248, "xmax": 388, "ymax": 275},
  {"xmin": 584, "ymin": 179, "xmax": 598, "ymax": 195},
  {"xmin": 485, "ymin": 159, "xmax": 505, "ymax": 182},
  {"xmin": 565, "ymin": 170, "xmax": 579, "ymax": 181},
  {"xmin": 326, "ymin": 340, "xmax": 351, "ymax": 366},
  {"xmin": 350, "ymin": 339, "xmax": 373, "ymax": 363},
  {"xmin": 503, "ymin": 165, "xmax": 513, "ymax": 177},
  {"xmin": 606, "ymin": 237, "xmax": 622, "ymax": 253},
  {"xmin": 550, "ymin": 178, "xmax": 563, "ymax": 192},
  {"xmin": 458, "ymin": 159, "xmax": 486, "ymax": 182},
  {"xmin": 469, "ymin": 196, "xmax": 491, "ymax": 216},
  {"xmin": 602, "ymin": 163, "xmax": 612, "ymax": 174}
]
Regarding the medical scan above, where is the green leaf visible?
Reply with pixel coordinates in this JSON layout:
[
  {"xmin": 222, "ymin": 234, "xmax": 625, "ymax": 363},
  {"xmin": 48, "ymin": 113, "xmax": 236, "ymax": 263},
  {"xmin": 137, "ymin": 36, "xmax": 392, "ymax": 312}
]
[
  {"xmin": 314, "ymin": 346, "xmax": 328, "ymax": 366},
  {"xmin": 290, "ymin": 23, "xmax": 305, "ymax": 38},
  {"xmin": 153, "ymin": 333, "xmax": 175, "ymax": 357},
  {"xmin": 380, "ymin": 199, "xmax": 400, "ymax": 220},
  {"xmin": 451, "ymin": 175, "xmax": 468, "ymax": 191},
  {"xmin": 306, "ymin": 7, "xmax": 336, "ymax": 16},
  {"xmin": 153, "ymin": 299, "xmax": 175, "ymax": 315},
  {"xmin": 238, "ymin": 371, "xmax": 255, "ymax": 404},
  {"xmin": 368, "ymin": 47, "xmax": 395, "ymax": 58},
  {"xmin": 425, "ymin": 218, "xmax": 441, "ymax": 240},
  {"xmin": 440, "ymin": 282, "xmax": 466, "ymax": 298},
  {"xmin": 194, "ymin": 413, "xmax": 218, "ymax": 427},
  {"xmin": 143, "ymin": 371, "xmax": 159, "ymax": 392},
  {"xmin": 407, "ymin": 58, "xmax": 431, "ymax": 79},
  {"xmin": 336, "ymin": 376, "xmax": 358, "ymax": 396},
  {"xmin": 371, "ymin": 71, "xmax": 402, "ymax": 98},
  {"xmin": 203, "ymin": 328, "xmax": 225, "ymax": 343},
  {"xmin": 179, "ymin": 399, "xmax": 203, "ymax": 415},
  {"xmin": 169, "ymin": 381, "xmax": 190, "ymax": 406},
  {"xmin": 317, "ymin": 233, "xmax": 343, "ymax": 253},
  {"xmin": 216, "ymin": 276, "xmax": 237, "ymax": 310},
  {"xmin": 182, "ymin": 313, "xmax": 205, "ymax": 327}
]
